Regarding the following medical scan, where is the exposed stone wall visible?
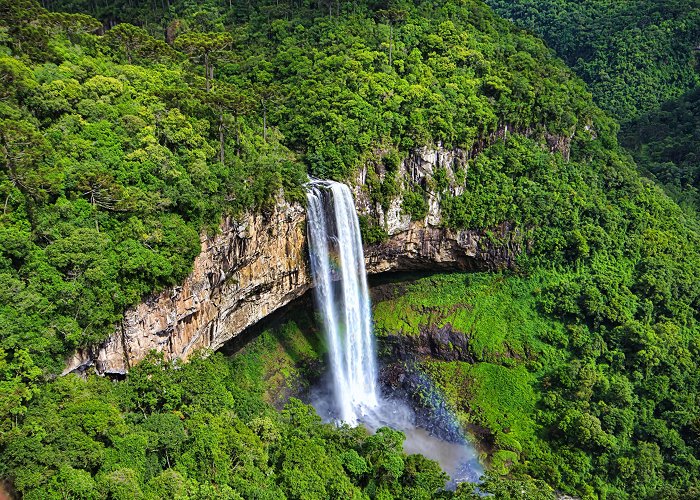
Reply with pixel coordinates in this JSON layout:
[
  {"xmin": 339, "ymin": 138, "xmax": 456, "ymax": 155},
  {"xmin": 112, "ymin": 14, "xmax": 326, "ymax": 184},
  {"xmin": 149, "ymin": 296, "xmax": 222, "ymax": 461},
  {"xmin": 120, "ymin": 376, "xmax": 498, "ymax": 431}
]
[
  {"xmin": 365, "ymin": 222, "xmax": 520, "ymax": 273},
  {"xmin": 64, "ymin": 202, "xmax": 311, "ymax": 375},
  {"xmin": 64, "ymin": 147, "xmax": 522, "ymax": 376}
]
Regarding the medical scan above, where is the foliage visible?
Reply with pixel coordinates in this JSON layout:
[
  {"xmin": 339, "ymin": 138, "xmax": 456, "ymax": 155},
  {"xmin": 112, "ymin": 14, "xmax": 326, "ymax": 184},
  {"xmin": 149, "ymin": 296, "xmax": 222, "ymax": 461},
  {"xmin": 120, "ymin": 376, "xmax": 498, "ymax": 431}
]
[
  {"xmin": 622, "ymin": 87, "xmax": 700, "ymax": 214},
  {"xmin": 401, "ymin": 188, "xmax": 429, "ymax": 221},
  {"xmin": 359, "ymin": 214, "xmax": 389, "ymax": 245},
  {"xmin": 1, "ymin": 0, "xmax": 700, "ymax": 498},
  {"xmin": 484, "ymin": 0, "xmax": 700, "ymax": 123},
  {"xmin": 226, "ymin": 311, "xmax": 326, "ymax": 411},
  {"xmin": 0, "ymin": 0, "xmax": 306, "ymax": 379},
  {"xmin": 48, "ymin": 0, "xmax": 599, "ymax": 181},
  {"xmin": 0, "ymin": 347, "xmax": 453, "ymax": 499},
  {"xmin": 482, "ymin": 0, "xmax": 700, "ymax": 217},
  {"xmin": 373, "ymin": 268, "xmax": 700, "ymax": 498}
]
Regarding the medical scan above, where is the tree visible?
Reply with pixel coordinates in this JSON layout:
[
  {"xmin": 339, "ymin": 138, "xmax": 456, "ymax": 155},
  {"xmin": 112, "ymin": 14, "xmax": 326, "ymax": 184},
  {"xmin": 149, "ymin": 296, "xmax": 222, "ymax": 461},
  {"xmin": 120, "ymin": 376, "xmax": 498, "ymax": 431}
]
[
  {"xmin": 205, "ymin": 83, "xmax": 254, "ymax": 163},
  {"xmin": 0, "ymin": 56, "xmax": 33, "ymax": 101},
  {"xmin": 37, "ymin": 11, "xmax": 101, "ymax": 38},
  {"xmin": 175, "ymin": 32, "xmax": 233, "ymax": 92},
  {"xmin": 375, "ymin": 4, "xmax": 407, "ymax": 66},
  {"xmin": 0, "ymin": 348, "xmax": 41, "ymax": 432},
  {"xmin": 0, "ymin": 119, "xmax": 55, "ymax": 201},
  {"xmin": 105, "ymin": 23, "xmax": 173, "ymax": 64},
  {"xmin": 253, "ymin": 82, "xmax": 283, "ymax": 142}
]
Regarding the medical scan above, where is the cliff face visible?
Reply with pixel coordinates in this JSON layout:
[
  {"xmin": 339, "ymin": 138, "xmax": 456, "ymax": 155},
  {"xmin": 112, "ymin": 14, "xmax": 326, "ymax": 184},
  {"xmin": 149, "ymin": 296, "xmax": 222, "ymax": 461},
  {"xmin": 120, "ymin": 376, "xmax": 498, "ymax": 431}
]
[
  {"xmin": 64, "ymin": 204, "xmax": 311, "ymax": 375},
  {"xmin": 356, "ymin": 146, "xmax": 522, "ymax": 273},
  {"xmin": 64, "ymin": 148, "xmax": 522, "ymax": 376}
]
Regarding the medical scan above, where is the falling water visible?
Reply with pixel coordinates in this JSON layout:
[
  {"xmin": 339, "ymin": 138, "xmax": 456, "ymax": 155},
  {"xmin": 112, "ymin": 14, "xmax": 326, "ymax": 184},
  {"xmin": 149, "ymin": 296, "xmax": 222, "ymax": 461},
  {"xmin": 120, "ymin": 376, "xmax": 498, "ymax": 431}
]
[{"xmin": 306, "ymin": 179, "xmax": 378, "ymax": 424}]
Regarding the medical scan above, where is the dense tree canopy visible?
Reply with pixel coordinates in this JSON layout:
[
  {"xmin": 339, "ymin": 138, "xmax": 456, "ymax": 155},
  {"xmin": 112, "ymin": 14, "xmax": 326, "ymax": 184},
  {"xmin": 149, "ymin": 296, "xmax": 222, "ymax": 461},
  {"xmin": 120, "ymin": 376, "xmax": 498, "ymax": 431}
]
[
  {"xmin": 0, "ymin": 0, "xmax": 699, "ymax": 498},
  {"xmin": 622, "ymin": 87, "xmax": 700, "ymax": 213},
  {"xmin": 0, "ymin": 0, "xmax": 604, "ymax": 376},
  {"xmin": 0, "ymin": 351, "xmax": 454, "ymax": 499},
  {"xmin": 484, "ymin": 0, "xmax": 700, "ymax": 123},
  {"xmin": 482, "ymin": 0, "xmax": 700, "ymax": 215}
]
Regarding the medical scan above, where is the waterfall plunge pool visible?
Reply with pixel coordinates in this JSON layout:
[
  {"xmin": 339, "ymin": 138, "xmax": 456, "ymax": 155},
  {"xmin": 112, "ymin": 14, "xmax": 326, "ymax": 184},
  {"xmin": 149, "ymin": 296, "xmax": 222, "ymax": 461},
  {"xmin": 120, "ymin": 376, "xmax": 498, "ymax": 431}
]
[{"xmin": 307, "ymin": 369, "xmax": 483, "ymax": 488}]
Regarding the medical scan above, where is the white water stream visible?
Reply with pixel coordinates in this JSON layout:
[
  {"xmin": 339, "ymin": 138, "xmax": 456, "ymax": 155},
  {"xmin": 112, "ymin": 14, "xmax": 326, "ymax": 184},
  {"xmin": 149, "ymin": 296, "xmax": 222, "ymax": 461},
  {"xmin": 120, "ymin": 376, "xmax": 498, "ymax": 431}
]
[
  {"xmin": 306, "ymin": 179, "xmax": 482, "ymax": 486},
  {"xmin": 306, "ymin": 179, "xmax": 378, "ymax": 424}
]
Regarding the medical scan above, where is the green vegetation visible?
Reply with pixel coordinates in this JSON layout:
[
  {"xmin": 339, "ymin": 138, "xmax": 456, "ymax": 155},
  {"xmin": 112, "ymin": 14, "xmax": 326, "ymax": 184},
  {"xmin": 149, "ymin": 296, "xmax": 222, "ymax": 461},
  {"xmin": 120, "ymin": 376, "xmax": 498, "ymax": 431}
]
[
  {"xmin": 374, "ymin": 273, "xmax": 560, "ymax": 361},
  {"xmin": 0, "ymin": 0, "xmax": 605, "ymax": 377},
  {"xmin": 483, "ymin": 0, "xmax": 700, "ymax": 216},
  {"xmin": 0, "ymin": 349, "xmax": 454, "ymax": 499},
  {"xmin": 48, "ymin": 0, "xmax": 599, "ymax": 182},
  {"xmin": 0, "ymin": 313, "xmax": 542, "ymax": 499},
  {"xmin": 622, "ymin": 87, "xmax": 700, "ymax": 214},
  {"xmin": 228, "ymin": 311, "xmax": 325, "ymax": 409},
  {"xmin": 1, "ymin": 0, "xmax": 700, "ymax": 498},
  {"xmin": 373, "ymin": 270, "xmax": 700, "ymax": 498},
  {"xmin": 359, "ymin": 215, "xmax": 389, "ymax": 245},
  {"xmin": 401, "ymin": 189, "xmax": 429, "ymax": 221},
  {"xmin": 484, "ymin": 0, "xmax": 700, "ymax": 123},
  {"xmin": 0, "ymin": 0, "xmax": 307, "ymax": 377},
  {"xmin": 374, "ymin": 273, "xmax": 551, "ymax": 476}
]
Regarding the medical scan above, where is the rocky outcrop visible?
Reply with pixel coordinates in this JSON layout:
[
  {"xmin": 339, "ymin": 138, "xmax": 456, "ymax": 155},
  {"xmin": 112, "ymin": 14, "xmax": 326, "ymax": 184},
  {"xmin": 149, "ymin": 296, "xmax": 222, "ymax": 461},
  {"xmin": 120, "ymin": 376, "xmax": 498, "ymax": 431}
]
[
  {"xmin": 64, "ymin": 202, "xmax": 311, "ymax": 375},
  {"xmin": 64, "ymin": 147, "xmax": 523, "ymax": 376},
  {"xmin": 360, "ymin": 145, "xmax": 522, "ymax": 272},
  {"xmin": 365, "ymin": 222, "xmax": 520, "ymax": 273},
  {"xmin": 381, "ymin": 324, "xmax": 474, "ymax": 363}
]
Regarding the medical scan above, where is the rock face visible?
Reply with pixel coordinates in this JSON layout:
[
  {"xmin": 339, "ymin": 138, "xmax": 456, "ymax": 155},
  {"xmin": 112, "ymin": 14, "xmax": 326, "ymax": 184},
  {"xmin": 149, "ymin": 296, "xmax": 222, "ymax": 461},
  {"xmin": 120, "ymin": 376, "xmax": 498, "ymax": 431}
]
[
  {"xmin": 64, "ymin": 203, "xmax": 311, "ymax": 375},
  {"xmin": 365, "ymin": 222, "xmax": 520, "ymax": 273},
  {"xmin": 359, "ymin": 145, "xmax": 522, "ymax": 272},
  {"xmin": 381, "ymin": 324, "xmax": 474, "ymax": 363},
  {"xmin": 64, "ymin": 147, "xmax": 523, "ymax": 376}
]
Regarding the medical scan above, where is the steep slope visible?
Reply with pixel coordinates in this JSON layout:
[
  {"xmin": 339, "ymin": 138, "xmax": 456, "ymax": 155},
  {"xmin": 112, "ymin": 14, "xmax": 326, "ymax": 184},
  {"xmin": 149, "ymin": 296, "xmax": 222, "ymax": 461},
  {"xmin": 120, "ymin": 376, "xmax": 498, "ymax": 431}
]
[
  {"xmin": 483, "ymin": 0, "xmax": 700, "ymax": 214},
  {"xmin": 622, "ymin": 87, "xmax": 700, "ymax": 214},
  {"xmin": 1, "ymin": 0, "xmax": 597, "ymax": 376},
  {"xmin": 373, "ymin": 271, "xmax": 700, "ymax": 498},
  {"xmin": 64, "ymin": 146, "xmax": 522, "ymax": 376},
  {"xmin": 484, "ymin": 0, "xmax": 700, "ymax": 123}
]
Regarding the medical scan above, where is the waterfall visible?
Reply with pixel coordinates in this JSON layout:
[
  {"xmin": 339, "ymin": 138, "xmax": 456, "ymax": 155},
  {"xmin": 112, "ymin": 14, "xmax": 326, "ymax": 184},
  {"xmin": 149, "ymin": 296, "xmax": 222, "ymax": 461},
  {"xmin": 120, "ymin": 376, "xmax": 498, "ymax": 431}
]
[{"xmin": 306, "ymin": 180, "xmax": 378, "ymax": 424}]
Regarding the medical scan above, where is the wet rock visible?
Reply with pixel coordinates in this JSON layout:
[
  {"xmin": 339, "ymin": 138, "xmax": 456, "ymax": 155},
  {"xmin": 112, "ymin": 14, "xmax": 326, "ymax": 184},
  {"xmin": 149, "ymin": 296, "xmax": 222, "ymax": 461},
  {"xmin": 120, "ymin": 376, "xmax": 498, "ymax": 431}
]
[{"xmin": 381, "ymin": 323, "xmax": 474, "ymax": 363}]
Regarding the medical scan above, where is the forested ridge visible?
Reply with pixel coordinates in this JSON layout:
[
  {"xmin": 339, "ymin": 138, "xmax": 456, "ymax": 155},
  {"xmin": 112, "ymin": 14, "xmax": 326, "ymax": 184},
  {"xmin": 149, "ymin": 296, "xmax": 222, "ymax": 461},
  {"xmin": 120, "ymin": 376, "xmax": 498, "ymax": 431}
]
[
  {"xmin": 622, "ymin": 88, "xmax": 700, "ymax": 214},
  {"xmin": 483, "ymin": 0, "xmax": 700, "ymax": 213},
  {"xmin": 484, "ymin": 0, "xmax": 700, "ymax": 123},
  {"xmin": 1, "ymin": 0, "xmax": 699, "ymax": 498}
]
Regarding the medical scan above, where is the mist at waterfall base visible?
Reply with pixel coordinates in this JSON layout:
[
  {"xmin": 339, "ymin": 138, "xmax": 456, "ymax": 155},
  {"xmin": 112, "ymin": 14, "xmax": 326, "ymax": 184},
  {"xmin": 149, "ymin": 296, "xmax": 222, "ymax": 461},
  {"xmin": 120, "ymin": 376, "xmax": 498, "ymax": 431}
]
[{"xmin": 305, "ymin": 180, "xmax": 482, "ymax": 487}]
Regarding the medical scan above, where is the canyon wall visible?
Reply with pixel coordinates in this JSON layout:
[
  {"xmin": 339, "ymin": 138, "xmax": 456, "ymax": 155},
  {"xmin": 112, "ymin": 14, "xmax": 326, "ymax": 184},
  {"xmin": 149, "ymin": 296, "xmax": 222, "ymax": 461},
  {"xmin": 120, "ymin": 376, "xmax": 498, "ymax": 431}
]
[{"xmin": 64, "ymin": 148, "xmax": 523, "ymax": 376}]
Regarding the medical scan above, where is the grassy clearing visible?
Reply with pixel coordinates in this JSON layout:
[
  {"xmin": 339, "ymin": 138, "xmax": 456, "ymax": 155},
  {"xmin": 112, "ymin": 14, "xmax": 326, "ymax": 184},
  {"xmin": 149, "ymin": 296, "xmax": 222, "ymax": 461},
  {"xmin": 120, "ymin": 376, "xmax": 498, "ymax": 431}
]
[{"xmin": 373, "ymin": 272, "xmax": 564, "ymax": 364}]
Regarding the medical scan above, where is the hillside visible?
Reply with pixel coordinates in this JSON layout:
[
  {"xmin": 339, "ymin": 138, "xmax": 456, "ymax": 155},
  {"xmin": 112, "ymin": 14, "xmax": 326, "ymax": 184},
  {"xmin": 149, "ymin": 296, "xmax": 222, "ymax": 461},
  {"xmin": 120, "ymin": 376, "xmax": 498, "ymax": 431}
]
[
  {"xmin": 1, "ymin": 0, "xmax": 699, "ymax": 498},
  {"xmin": 484, "ymin": 0, "xmax": 700, "ymax": 213},
  {"xmin": 621, "ymin": 87, "xmax": 700, "ymax": 214},
  {"xmin": 484, "ymin": 0, "xmax": 700, "ymax": 123}
]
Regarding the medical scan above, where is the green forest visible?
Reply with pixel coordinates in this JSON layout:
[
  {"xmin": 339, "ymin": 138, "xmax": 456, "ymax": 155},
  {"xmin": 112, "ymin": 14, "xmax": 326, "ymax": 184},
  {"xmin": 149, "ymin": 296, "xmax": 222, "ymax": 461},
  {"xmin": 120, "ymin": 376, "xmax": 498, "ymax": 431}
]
[
  {"xmin": 484, "ymin": 0, "xmax": 700, "ymax": 213},
  {"xmin": 484, "ymin": 0, "xmax": 700, "ymax": 123},
  {"xmin": 1, "ymin": 0, "xmax": 699, "ymax": 498}
]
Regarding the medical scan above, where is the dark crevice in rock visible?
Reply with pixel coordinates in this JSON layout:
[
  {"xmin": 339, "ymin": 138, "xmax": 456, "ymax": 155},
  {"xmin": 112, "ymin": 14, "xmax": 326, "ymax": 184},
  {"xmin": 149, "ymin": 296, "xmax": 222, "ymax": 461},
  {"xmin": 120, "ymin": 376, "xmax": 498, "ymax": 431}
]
[{"xmin": 381, "ymin": 324, "xmax": 475, "ymax": 363}]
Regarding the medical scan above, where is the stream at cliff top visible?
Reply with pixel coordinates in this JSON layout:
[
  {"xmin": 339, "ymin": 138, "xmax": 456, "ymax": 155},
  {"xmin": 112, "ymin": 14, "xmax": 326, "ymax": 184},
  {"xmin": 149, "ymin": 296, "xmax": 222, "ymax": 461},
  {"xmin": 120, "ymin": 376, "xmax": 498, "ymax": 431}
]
[{"xmin": 305, "ymin": 179, "xmax": 482, "ymax": 488}]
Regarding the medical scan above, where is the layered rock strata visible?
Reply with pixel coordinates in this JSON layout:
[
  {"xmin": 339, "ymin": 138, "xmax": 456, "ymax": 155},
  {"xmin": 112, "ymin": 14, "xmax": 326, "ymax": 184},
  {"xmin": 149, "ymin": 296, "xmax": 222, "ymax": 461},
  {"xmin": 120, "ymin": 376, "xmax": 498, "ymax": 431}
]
[
  {"xmin": 64, "ymin": 148, "xmax": 522, "ymax": 375},
  {"xmin": 64, "ymin": 203, "xmax": 311, "ymax": 375}
]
